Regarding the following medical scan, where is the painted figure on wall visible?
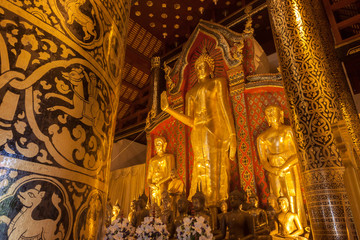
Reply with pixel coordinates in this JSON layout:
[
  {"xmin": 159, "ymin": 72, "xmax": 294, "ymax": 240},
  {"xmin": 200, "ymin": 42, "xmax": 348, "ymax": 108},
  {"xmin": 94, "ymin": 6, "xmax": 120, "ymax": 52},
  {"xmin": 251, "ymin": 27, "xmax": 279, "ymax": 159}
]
[
  {"xmin": 147, "ymin": 137, "xmax": 175, "ymax": 206},
  {"xmin": 161, "ymin": 48, "xmax": 236, "ymax": 212},
  {"xmin": 256, "ymin": 105, "xmax": 306, "ymax": 226}
]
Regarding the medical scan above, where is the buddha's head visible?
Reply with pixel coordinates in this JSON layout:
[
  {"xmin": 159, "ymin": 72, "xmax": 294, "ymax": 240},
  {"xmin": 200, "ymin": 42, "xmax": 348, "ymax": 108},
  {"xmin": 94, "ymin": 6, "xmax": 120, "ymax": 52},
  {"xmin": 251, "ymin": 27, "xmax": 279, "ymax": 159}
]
[
  {"xmin": 249, "ymin": 193, "xmax": 259, "ymax": 209},
  {"xmin": 154, "ymin": 137, "xmax": 167, "ymax": 155},
  {"xmin": 192, "ymin": 190, "xmax": 206, "ymax": 212},
  {"xmin": 195, "ymin": 48, "xmax": 215, "ymax": 82},
  {"xmin": 161, "ymin": 191, "xmax": 171, "ymax": 210},
  {"xmin": 177, "ymin": 194, "xmax": 189, "ymax": 214},
  {"xmin": 112, "ymin": 204, "xmax": 121, "ymax": 217},
  {"xmin": 267, "ymin": 193, "xmax": 279, "ymax": 210},
  {"xmin": 229, "ymin": 190, "xmax": 245, "ymax": 210},
  {"xmin": 130, "ymin": 200, "xmax": 136, "ymax": 211},
  {"xmin": 170, "ymin": 169, "xmax": 178, "ymax": 179},
  {"xmin": 278, "ymin": 196, "xmax": 290, "ymax": 213},
  {"xmin": 265, "ymin": 105, "xmax": 284, "ymax": 127}
]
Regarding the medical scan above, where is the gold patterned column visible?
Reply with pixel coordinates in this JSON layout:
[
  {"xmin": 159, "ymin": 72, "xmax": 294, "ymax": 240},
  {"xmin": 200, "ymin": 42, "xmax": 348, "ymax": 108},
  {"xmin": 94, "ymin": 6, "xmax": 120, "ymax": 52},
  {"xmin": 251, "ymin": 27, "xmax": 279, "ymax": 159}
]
[
  {"xmin": 0, "ymin": 0, "xmax": 130, "ymax": 239},
  {"xmin": 267, "ymin": 0, "xmax": 357, "ymax": 239}
]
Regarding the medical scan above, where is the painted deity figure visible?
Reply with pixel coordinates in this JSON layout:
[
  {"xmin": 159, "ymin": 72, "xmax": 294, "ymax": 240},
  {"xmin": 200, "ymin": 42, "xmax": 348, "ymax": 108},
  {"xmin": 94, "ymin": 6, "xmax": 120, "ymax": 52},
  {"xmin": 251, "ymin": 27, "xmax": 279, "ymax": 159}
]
[
  {"xmin": 274, "ymin": 197, "xmax": 305, "ymax": 240},
  {"xmin": 256, "ymin": 105, "xmax": 306, "ymax": 226},
  {"xmin": 161, "ymin": 48, "xmax": 236, "ymax": 210},
  {"xmin": 147, "ymin": 137, "xmax": 175, "ymax": 206},
  {"xmin": 215, "ymin": 190, "xmax": 255, "ymax": 240}
]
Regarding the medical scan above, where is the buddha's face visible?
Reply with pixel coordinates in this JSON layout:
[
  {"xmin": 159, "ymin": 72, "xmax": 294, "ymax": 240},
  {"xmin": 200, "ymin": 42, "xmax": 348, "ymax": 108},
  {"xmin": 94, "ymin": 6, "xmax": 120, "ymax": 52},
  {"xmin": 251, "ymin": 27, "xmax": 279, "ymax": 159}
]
[
  {"xmin": 130, "ymin": 201, "xmax": 136, "ymax": 211},
  {"xmin": 249, "ymin": 197, "xmax": 258, "ymax": 208},
  {"xmin": 229, "ymin": 195, "xmax": 241, "ymax": 209},
  {"xmin": 192, "ymin": 198, "xmax": 203, "ymax": 212},
  {"xmin": 154, "ymin": 139, "xmax": 165, "ymax": 155},
  {"xmin": 265, "ymin": 106, "xmax": 282, "ymax": 127},
  {"xmin": 268, "ymin": 198, "xmax": 277, "ymax": 209},
  {"xmin": 112, "ymin": 206, "xmax": 120, "ymax": 217},
  {"xmin": 178, "ymin": 200, "xmax": 188, "ymax": 213},
  {"xmin": 196, "ymin": 61, "xmax": 211, "ymax": 81},
  {"xmin": 279, "ymin": 198, "xmax": 289, "ymax": 213}
]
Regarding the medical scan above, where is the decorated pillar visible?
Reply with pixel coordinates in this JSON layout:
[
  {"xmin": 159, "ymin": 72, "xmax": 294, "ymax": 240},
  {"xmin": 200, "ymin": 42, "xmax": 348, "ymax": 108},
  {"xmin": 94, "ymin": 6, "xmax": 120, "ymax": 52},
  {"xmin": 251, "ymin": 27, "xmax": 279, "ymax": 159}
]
[
  {"xmin": 0, "ymin": 0, "xmax": 130, "ymax": 239},
  {"xmin": 148, "ymin": 56, "xmax": 161, "ymax": 121},
  {"xmin": 267, "ymin": 0, "xmax": 357, "ymax": 239}
]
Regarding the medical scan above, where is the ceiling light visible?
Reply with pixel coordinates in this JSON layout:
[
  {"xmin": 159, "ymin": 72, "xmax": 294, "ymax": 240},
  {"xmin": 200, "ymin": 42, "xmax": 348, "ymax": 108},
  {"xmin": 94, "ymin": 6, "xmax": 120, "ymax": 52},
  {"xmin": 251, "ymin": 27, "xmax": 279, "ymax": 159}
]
[
  {"xmin": 146, "ymin": 1, "xmax": 153, "ymax": 7},
  {"xmin": 174, "ymin": 4, "xmax": 180, "ymax": 9}
]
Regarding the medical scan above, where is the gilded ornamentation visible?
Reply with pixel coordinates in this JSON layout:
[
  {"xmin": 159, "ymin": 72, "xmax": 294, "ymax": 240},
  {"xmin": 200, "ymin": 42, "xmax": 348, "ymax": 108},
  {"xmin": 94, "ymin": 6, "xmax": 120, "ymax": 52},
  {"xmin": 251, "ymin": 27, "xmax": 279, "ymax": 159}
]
[
  {"xmin": 164, "ymin": 62, "xmax": 175, "ymax": 91},
  {"xmin": 267, "ymin": 0, "xmax": 354, "ymax": 238},
  {"xmin": 0, "ymin": 0, "xmax": 130, "ymax": 238}
]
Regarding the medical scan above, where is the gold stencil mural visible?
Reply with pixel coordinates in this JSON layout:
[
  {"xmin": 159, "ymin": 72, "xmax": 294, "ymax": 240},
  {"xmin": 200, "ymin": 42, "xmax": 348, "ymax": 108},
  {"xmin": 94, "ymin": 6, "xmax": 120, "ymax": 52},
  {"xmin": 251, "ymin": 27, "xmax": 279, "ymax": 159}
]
[
  {"xmin": 267, "ymin": 0, "xmax": 356, "ymax": 239},
  {"xmin": 0, "ymin": 0, "xmax": 130, "ymax": 239}
]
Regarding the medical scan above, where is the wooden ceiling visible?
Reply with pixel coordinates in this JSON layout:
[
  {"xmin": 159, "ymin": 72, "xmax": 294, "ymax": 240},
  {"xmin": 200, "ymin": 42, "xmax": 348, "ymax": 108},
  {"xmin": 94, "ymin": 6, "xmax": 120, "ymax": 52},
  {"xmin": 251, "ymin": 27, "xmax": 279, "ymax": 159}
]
[{"xmin": 115, "ymin": 0, "xmax": 274, "ymax": 144}]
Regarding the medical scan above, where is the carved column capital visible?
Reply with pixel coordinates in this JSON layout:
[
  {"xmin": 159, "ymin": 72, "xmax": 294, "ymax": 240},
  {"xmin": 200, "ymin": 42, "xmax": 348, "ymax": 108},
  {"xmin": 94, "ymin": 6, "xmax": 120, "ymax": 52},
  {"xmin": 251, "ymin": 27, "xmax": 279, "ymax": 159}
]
[{"xmin": 151, "ymin": 56, "xmax": 161, "ymax": 70}]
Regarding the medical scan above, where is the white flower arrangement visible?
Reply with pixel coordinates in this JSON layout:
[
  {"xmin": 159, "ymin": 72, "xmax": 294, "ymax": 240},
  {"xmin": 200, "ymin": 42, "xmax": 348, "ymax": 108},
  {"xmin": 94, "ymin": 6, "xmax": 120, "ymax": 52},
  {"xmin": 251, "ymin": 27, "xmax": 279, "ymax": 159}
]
[
  {"xmin": 135, "ymin": 216, "xmax": 170, "ymax": 240},
  {"xmin": 176, "ymin": 216, "xmax": 213, "ymax": 240},
  {"xmin": 104, "ymin": 217, "xmax": 135, "ymax": 240}
]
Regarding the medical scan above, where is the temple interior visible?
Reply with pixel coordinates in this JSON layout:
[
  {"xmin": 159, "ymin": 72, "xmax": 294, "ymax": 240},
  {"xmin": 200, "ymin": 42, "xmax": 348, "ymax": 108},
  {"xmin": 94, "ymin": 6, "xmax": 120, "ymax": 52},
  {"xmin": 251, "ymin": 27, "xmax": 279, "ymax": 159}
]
[{"xmin": 0, "ymin": 0, "xmax": 360, "ymax": 239}]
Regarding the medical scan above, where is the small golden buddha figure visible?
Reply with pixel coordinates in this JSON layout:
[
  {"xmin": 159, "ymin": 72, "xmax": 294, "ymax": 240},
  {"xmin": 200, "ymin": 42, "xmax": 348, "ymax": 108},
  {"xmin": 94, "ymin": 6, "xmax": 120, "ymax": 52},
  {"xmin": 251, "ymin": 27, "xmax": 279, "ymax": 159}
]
[
  {"xmin": 128, "ymin": 200, "xmax": 136, "ymax": 224},
  {"xmin": 111, "ymin": 203, "xmax": 121, "ymax": 223},
  {"xmin": 161, "ymin": 47, "xmax": 236, "ymax": 228},
  {"xmin": 147, "ymin": 137, "xmax": 175, "ymax": 206},
  {"xmin": 256, "ymin": 105, "xmax": 306, "ymax": 226},
  {"xmin": 215, "ymin": 190, "xmax": 255, "ymax": 240},
  {"xmin": 275, "ymin": 196, "xmax": 305, "ymax": 239}
]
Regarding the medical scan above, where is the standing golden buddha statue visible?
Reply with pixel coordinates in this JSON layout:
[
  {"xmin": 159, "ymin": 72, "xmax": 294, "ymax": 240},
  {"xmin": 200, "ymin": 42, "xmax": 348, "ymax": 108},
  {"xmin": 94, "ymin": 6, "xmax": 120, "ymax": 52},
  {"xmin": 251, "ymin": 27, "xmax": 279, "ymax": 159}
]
[
  {"xmin": 161, "ymin": 48, "xmax": 236, "ymax": 214},
  {"xmin": 256, "ymin": 105, "xmax": 306, "ymax": 226},
  {"xmin": 147, "ymin": 137, "xmax": 175, "ymax": 206}
]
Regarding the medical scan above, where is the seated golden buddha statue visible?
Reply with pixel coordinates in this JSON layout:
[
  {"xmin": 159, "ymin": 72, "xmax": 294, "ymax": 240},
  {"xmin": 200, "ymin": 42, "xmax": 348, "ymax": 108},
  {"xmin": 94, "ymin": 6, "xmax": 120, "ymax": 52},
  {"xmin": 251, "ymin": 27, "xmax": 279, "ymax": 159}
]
[
  {"xmin": 161, "ymin": 47, "xmax": 237, "ymax": 228},
  {"xmin": 256, "ymin": 105, "xmax": 306, "ymax": 226},
  {"xmin": 247, "ymin": 193, "xmax": 270, "ymax": 236},
  {"xmin": 215, "ymin": 190, "xmax": 255, "ymax": 240},
  {"xmin": 274, "ymin": 196, "xmax": 306, "ymax": 240},
  {"xmin": 147, "ymin": 137, "xmax": 175, "ymax": 206},
  {"xmin": 111, "ymin": 203, "xmax": 121, "ymax": 223}
]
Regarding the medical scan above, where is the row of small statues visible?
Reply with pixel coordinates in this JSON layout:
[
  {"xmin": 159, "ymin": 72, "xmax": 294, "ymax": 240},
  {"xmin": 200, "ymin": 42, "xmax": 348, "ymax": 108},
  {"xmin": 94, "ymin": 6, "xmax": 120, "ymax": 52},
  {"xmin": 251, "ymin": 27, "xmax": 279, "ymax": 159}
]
[{"xmin": 109, "ymin": 189, "xmax": 309, "ymax": 240}]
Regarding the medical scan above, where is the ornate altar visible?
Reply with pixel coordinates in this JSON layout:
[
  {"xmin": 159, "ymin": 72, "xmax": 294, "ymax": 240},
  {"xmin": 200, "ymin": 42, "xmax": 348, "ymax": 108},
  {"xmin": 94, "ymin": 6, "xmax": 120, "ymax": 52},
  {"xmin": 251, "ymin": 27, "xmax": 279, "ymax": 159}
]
[{"xmin": 146, "ymin": 19, "xmax": 291, "ymax": 207}]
